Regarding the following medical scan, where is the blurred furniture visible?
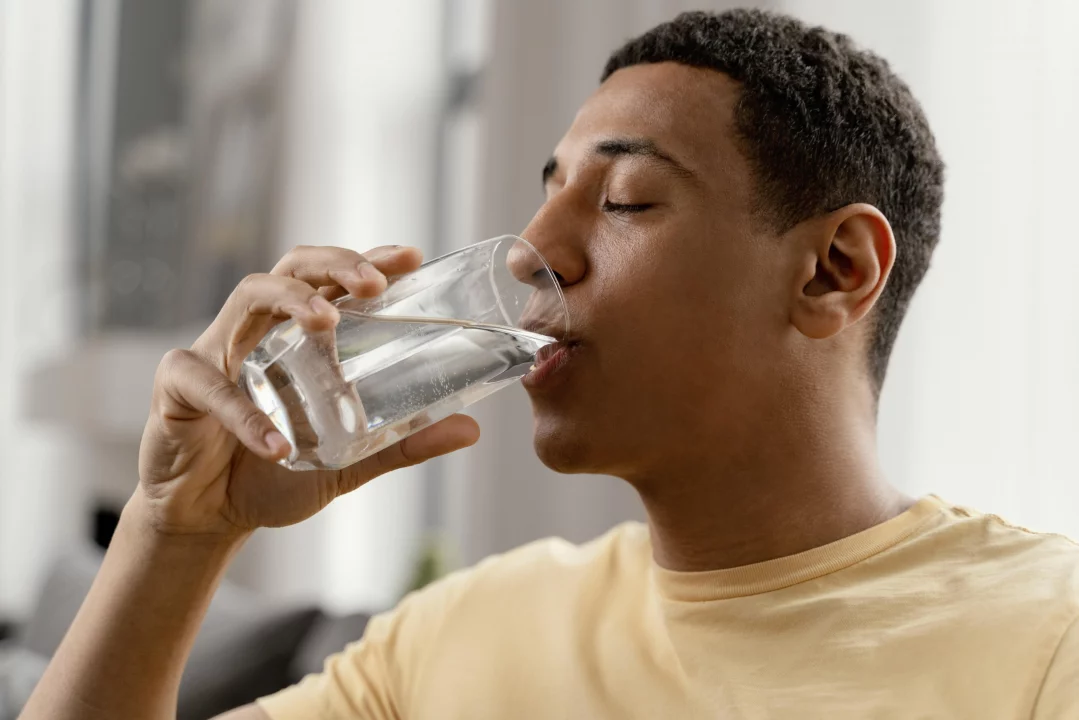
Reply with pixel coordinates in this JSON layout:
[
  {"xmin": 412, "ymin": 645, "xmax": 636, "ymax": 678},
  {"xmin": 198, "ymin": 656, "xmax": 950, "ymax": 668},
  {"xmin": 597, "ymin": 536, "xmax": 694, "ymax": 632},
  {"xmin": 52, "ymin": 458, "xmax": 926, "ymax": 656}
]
[{"xmin": 0, "ymin": 548, "xmax": 372, "ymax": 720}]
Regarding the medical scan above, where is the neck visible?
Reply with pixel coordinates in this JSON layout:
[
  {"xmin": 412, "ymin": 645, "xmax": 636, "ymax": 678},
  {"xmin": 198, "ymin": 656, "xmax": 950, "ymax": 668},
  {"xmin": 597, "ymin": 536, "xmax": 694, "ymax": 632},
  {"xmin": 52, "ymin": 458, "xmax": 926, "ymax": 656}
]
[{"xmin": 634, "ymin": 394, "xmax": 911, "ymax": 573}]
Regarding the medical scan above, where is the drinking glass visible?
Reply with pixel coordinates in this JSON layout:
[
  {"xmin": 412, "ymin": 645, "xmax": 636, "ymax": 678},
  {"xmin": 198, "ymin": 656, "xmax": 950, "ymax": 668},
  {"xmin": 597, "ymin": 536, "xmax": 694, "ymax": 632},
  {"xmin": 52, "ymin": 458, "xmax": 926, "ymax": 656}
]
[{"xmin": 239, "ymin": 235, "xmax": 568, "ymax": 470}]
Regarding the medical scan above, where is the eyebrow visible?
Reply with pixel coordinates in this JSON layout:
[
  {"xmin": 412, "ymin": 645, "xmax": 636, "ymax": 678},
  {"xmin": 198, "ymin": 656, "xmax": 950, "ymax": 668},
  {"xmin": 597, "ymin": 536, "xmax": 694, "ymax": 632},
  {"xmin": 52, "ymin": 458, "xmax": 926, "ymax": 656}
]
[{"xmin": 542, "ymin": 137, "xmax": 696, "ymax": 188}]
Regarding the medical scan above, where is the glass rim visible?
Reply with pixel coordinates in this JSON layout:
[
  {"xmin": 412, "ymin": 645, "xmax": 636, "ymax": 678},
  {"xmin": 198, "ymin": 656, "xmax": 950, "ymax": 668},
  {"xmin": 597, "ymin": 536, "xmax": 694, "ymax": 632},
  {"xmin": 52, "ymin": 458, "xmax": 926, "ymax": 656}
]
[{"xmin": 430, "ymin": 234, "xmax": 569, "ymax": 337}]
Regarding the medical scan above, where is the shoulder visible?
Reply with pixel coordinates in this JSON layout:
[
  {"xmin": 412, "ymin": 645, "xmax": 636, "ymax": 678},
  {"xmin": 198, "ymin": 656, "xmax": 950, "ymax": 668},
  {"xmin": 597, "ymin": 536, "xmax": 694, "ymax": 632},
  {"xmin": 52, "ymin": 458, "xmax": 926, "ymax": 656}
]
[
  {"xmin": 926, "ymin": 498, "xmax": 1079, "ymax": 601},
  {"xmin": 378, "ymin": 520, "xmax": 651, "ymax": 635},
  {"xmin": 864, "ymin": 498, "xmax": 1079, "ymax": 643},
  {"xmin": 1033, "ymin": 612, "xmax": 1079, "ymax": 718},
  {"xmin": 463, "ymin": 521, "xmax": 651, "ymax": 588},
  {"xmin": 419, "ymin": 521, "xmax": 651, "ymax": 619},
  {"xmin": 256, "ymin": 527, "xmax": 651, "ymax": 720},
  {"xmin": 907, "ymin": 499, "xmax": 1079, "ymax": 659},
  {"xmin": 348, "ymin": 522, "xmax": 649, "ymax": 695}
]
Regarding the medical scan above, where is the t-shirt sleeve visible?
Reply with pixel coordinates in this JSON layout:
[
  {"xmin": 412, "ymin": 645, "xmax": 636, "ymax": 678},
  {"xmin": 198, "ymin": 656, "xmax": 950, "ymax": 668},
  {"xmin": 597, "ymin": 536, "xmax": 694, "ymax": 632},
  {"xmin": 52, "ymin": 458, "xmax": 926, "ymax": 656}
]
[
  {"xmin": 256, "ymin": 610, "xmax": 401, "ymax": 720},
  {"xmin": 1033, "ymin": 613, "xmax": 1079, "ymax": 719},
  {"xmin": 256, "ymin": 570, "xmax": 469, "ymax": 720}
]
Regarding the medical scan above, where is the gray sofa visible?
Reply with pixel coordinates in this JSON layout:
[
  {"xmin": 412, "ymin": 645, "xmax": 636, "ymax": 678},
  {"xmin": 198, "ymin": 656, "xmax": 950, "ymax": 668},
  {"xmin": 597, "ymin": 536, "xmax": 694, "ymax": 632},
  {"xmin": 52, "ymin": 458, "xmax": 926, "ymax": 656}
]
[{"xmin": 0, "ymin": 547, "xmax": 372, "ymax": 719}]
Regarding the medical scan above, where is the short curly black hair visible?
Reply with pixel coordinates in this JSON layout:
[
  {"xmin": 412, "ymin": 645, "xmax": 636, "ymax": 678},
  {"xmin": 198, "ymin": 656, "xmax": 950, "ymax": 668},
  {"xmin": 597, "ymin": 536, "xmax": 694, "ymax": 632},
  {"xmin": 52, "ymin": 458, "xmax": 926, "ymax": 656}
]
[{"xmin": 603, "ymin": 9, "xmax": 944, "ymax": 393}]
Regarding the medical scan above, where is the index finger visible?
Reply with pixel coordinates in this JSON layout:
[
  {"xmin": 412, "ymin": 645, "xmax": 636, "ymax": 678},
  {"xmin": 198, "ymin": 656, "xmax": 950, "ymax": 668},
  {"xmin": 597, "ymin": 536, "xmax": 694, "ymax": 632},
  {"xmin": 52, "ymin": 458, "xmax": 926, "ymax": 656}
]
[{"xmin": 273, "ymin": 245, "xmax": 424, "ymax": 298}]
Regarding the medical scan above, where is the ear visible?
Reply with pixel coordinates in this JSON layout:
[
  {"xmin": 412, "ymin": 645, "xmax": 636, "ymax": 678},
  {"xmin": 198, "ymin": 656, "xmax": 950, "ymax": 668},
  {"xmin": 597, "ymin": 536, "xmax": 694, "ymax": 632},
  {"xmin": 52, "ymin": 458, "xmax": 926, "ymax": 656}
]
[{"xmin": 789, "ymin": 204, "xmax": 896, "ymax": 340}]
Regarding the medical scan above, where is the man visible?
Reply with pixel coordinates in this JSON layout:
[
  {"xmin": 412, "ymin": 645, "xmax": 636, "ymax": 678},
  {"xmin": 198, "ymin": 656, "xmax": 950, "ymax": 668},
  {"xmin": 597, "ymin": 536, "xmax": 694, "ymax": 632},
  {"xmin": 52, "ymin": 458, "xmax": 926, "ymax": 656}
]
[{"xmin": 23, "ymin": 9, "xmax": 1079, "ymax": 719}]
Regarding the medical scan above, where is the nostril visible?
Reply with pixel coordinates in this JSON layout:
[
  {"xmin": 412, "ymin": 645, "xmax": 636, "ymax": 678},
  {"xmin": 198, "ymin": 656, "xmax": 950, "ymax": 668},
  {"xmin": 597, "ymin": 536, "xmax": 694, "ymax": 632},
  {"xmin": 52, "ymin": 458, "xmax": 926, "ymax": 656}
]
[
  {"xmin": 531, "ymin": 268, "xmax": 566, "ymax": 286},
  {"xmin": 545, "ymin": 270, "xmax": 567, "ymax": 286}
]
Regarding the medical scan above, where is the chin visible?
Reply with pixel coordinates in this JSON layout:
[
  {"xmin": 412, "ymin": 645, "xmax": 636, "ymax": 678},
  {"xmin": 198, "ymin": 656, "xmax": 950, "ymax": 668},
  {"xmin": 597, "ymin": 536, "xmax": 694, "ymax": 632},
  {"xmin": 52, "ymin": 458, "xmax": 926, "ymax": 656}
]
[{"xmin": 531, "ymin": 417, "xmax": 599, "ymax": 475}]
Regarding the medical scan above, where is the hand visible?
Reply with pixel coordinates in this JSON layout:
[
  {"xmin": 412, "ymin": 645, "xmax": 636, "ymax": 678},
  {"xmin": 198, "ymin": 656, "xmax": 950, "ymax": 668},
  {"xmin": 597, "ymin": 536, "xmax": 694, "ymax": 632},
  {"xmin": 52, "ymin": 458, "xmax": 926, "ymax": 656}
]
[{"xmin": 136, "ymin": 245, "xmax": 481, "ymax": 537}]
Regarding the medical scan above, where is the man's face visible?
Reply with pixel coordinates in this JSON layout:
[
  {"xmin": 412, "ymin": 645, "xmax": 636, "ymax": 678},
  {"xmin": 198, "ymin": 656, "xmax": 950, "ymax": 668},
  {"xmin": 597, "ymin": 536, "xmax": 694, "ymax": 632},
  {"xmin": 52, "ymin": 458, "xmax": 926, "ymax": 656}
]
[{"xmin": 521, "ymin": 62, "xmax": 795, "ymax": 481}]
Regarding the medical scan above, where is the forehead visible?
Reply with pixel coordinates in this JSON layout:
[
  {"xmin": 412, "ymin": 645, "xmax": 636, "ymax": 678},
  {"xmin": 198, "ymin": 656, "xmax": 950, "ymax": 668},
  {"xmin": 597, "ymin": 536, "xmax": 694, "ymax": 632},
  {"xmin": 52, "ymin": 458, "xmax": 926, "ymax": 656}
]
[{"xmin": 555, "ymin": 62, "xmax": 750, "ymax": 188}]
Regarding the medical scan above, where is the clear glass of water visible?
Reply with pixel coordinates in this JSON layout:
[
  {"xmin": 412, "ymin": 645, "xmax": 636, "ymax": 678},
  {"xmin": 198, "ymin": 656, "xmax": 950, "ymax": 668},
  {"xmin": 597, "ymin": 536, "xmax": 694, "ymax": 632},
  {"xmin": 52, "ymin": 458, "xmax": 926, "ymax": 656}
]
[{"xmin": 239, "ymin": 235, "xmax": 568, "ymax": 471}]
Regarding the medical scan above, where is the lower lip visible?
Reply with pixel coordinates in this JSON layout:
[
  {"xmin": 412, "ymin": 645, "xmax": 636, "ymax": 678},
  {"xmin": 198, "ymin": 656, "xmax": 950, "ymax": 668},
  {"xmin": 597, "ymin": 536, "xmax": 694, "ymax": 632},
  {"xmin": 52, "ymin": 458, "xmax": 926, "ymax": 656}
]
[{"xmin": 522, "ymin": 342, "xmax": 578, "ymax": 390}]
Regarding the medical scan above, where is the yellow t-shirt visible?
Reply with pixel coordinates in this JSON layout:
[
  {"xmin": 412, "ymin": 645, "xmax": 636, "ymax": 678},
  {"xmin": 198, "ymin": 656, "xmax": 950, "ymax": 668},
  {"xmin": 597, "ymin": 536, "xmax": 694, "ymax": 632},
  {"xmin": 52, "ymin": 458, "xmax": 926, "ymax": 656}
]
[{"xmin": 258, "ymin": 496, "xmax": 1079, "ymax": 718}]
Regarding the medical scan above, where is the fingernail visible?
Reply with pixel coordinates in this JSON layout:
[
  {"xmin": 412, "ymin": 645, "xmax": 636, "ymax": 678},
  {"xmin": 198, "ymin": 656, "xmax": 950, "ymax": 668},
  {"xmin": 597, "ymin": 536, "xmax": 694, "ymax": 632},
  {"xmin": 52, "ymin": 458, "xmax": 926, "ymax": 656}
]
[
  {"xmin": 264, "ymin": 430, "xmax": 290, "ymax": 456},
  {"xmin": 359, "ymin": 263, "xmax": 385, "ymax": 284},
  {"xmin": 310, "ymin": 295, "xmax": 337, "ymax": 315}
]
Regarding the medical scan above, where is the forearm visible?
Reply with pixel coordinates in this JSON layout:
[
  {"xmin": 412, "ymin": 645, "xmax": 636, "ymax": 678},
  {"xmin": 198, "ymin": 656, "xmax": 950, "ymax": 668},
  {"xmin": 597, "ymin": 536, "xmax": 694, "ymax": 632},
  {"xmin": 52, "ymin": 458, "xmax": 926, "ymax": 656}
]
[{"xmin": 21, "ymin": 492, "xmax": 249, "ymax": 720}]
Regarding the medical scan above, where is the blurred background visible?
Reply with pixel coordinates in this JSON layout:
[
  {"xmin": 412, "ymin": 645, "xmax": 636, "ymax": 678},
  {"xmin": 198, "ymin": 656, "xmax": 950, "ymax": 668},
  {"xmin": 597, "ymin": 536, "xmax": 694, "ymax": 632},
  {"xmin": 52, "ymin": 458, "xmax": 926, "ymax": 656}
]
[{"xmin": 1, "ymin": 0, "xmax": 1078, "ymax": 710}]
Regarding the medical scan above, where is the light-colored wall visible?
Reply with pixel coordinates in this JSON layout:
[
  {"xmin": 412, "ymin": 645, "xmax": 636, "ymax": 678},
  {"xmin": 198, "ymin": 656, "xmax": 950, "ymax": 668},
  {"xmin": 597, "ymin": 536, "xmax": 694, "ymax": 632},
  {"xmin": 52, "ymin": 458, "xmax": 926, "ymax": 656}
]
[
  {"xmin": 0, "ymin": 0, "xmax": 83, "ymax": 617},
  {"xmin": 783, "ymin": 0, "xmax": 1079, "ymax": 537}
]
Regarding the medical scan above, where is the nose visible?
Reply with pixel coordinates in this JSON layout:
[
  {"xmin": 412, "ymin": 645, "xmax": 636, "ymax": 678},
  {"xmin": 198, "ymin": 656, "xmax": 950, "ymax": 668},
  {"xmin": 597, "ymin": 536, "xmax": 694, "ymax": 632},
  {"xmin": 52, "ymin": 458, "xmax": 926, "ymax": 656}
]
[
  {"xmin": 503, "ymin": 196, "xmax": 588, "ymax": 338},
  {"xmin": 505, "ymin": 239, "xmax": 558, "ymax": 289},
  {"xmin": 516, "ymin": 197, "xmax": 588, "ymax": 289}
]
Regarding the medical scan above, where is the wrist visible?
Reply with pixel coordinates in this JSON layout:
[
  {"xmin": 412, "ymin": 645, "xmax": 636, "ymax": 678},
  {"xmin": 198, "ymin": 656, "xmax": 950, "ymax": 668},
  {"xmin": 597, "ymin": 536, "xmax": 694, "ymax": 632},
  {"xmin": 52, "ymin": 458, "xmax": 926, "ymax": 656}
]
[
  {"xmin": 123, "ymin": 489, "xmax": 252, "ymax": 555},
  {"xmin": 22, "ymin": 488, "xmax": 249, "ymax": 719}
]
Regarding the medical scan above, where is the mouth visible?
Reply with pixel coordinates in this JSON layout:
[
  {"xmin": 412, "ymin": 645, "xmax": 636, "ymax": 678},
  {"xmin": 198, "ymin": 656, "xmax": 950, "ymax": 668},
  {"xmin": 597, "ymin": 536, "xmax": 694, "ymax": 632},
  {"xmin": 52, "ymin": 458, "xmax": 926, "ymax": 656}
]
[
  {"xmin": 522, "ymin": 337, "xmax": 580, "ymax": 390},
  {"xmin": 519, "ymin": 315, "xmax": 568, "ymax": 341}
]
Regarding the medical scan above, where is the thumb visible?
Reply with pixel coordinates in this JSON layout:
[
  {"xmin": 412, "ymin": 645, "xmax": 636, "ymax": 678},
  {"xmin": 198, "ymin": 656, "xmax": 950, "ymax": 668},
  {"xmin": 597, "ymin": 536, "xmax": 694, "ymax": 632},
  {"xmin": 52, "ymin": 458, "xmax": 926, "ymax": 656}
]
[{"xmin": 343, "ymin": 414, "xmax": 481, "ymax": 489}]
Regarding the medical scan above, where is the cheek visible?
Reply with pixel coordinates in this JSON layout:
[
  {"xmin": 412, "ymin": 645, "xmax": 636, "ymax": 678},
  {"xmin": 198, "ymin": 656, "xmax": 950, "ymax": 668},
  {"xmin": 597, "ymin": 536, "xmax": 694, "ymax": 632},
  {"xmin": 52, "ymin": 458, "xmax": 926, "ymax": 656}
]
[
  {"xmin": 591, "ymin": 225, "xmax": 755, "ymax": 327},
  {"xmin": 589, "ymin": 226, "xmax": 779, "ymax": 388}
]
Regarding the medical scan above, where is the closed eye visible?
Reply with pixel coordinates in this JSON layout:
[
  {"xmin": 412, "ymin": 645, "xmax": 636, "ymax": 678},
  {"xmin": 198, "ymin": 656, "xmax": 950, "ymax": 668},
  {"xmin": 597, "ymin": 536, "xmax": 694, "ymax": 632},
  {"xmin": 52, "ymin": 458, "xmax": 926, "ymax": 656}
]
[{"xmin": 602, "ymin": 201, "xmax": 653, "ymax": 214}]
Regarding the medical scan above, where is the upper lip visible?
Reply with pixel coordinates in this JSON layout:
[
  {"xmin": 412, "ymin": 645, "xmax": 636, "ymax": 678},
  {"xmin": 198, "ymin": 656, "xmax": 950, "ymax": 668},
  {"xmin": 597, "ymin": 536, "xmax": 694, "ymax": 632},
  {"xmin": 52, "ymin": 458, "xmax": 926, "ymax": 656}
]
[
  {"xmin": 532, "ymin": 336, "xmax": 579, "ymax": 365},
  {"xmin": 520, "ymin": 317, "xmax": 574, "ymax": 343}
]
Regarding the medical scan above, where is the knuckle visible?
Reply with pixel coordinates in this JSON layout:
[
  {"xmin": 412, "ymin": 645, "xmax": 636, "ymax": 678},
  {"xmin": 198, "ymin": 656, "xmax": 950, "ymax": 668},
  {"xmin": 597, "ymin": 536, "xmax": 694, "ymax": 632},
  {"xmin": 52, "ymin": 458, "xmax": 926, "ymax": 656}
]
[
  {"xmin": 240, "ymin": 406, "xmax": 270, "ymax": 436},
  {"xmin": 365, "ymin": 443, "xmax": 407, "ymax": 477},
  {"xmin": 396, "ymin": 437, "xmax": 418, "ymax": 465},
  {"xmin": 233, "ymin": 273, "xmax": 269, "ymax": 297},
  {"xmin": 156, "ymin": 348, "xmax": 194, "ymax": 382},
  {"xmin": 275, "ymin": 287, "xmax": 316, "ymax": 314},
  {"xmin": 203, "ymin": 377, "xmax": 238, "ymax": 406},
  {"xmin": 274, "ymin": 246, "xmax": 315, "ymax": 271},
  {"xmin": 286, "ymin": 280, "xmax": 318, "ymax": 299},
  {"xmin": 322, "ymin": 245, "xmax": 362, "ymax": 263}
]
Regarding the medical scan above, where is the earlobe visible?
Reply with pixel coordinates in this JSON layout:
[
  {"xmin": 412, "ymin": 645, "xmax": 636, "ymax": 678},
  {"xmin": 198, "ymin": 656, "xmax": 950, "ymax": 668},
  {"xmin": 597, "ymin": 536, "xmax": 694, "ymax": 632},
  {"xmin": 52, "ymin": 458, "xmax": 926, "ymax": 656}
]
[{"xmin": 789, "ymin": 204, "xmax": 895, "ymax": 341}]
